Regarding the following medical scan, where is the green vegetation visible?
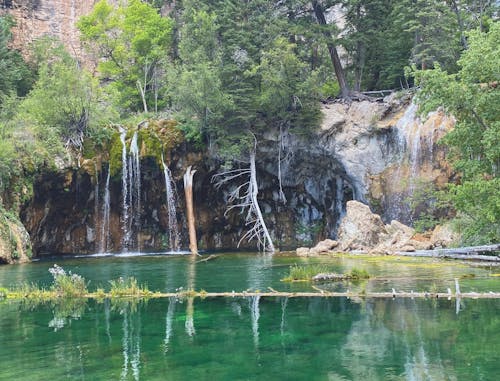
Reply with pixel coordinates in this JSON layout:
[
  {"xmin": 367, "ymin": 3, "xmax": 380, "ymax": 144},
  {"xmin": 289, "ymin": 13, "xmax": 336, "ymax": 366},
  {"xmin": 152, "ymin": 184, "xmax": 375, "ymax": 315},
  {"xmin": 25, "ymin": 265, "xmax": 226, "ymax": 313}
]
[
  {"xmin": 49, "ymin": 264, "xmax": 88, "ymax": 297},
  {"xmin": 349, "ymin": 267, "xmax": 370, "ymax": 280},
  {"xmin": 0, "ymin": 2, "xmax": 498, "ymax": 252},
  {"xmin": 109, "ymin": 276, "xmax": 151, "ymax": 297},
  {"xmin": 282, "ymin": 264, "xmax": 329, "ymax": 282},
  {"xmin": 78, "ymin": 0, "xmax": 173, "ymax": 114},
  {"xmin": 414, "ymin": 22, "xmax": 500, "ymax": 244},
  {"xmin": 282, "ymin": 264, "xmax": 371, "ymax": 282}
]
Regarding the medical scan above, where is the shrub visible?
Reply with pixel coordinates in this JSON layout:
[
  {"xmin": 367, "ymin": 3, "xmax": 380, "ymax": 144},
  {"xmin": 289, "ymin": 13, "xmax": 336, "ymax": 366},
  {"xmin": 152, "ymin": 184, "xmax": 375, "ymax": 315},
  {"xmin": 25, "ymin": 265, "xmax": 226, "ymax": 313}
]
[
  {"xmin": 282, "ymin": 264, "xmax": 328, "ymax": 282},
  {"xmin": 49, "ymin": 264, "xmax": 88, "ymax": 297},
  {"xmin": 349, "ymin": 268, "xmax": 370, "ymax": 280},
  {"xmin": 109, "ymin": 276, "xmax": 150, "ymax": 297}
]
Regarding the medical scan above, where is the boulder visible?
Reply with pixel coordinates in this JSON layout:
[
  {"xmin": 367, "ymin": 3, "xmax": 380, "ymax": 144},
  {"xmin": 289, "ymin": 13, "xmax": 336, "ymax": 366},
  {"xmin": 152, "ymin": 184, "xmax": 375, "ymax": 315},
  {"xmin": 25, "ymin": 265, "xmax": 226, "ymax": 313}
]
[
  {"xmin": 337, "ymin": 201, "xmax": 388, "ymax": 250},
  {"xmin": 296, "ymin": 247, "xmax": 311, "ymax": 256},
  {"xmin": 431, "ymin": 224, "xmax": 460, "ymax": 248},
  {"xmin": 309, "ymin": 239, "xmax": 338, "ymax": 255}
]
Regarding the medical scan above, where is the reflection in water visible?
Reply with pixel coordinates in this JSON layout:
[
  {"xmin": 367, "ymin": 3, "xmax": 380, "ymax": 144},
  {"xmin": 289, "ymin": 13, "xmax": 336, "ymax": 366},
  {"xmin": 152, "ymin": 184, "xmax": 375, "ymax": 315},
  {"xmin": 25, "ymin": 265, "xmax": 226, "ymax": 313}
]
[
  {"xmin": 105, "ymin": 298, "xmax": 112, "ymax": 342},
  {"xmin": 280, "ymin": 297, "xmax": 288, "ymax": 336},
  {"xmin": 249, "ymin": 295, "xmax": 260, "ymax": 349},
  {"xmin": 247, "ymin": 253, "xmax": 273, "ymax": 291},
  {"xmin": 164, "ymin": 297, "xmax": 176, "ymax": 353},
  {"xmin": 3, "ymin": 296, "xmax": 499, "ymax": 381},
  {"xmin": 185, "ymin": 256, "xmax": 196, "ymax": 337},
  {"xmin": 120, "ymin": 305, "xmax": 142, "ymax": 381}
]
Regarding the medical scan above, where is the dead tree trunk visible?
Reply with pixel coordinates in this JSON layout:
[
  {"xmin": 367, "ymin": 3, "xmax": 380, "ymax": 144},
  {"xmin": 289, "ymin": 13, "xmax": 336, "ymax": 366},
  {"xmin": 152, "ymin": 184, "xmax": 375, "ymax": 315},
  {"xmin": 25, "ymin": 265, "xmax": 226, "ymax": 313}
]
[
  {"xmin": 212, "ymin": 145, "xmax": 275, "ymax": 253},
  {"xmin": 183, "ymin": 166, "xmax": 198, "ymax": 255},
  {"xmin": 312, "ymin": 0, "xmax": 350, "ymax": 98}
]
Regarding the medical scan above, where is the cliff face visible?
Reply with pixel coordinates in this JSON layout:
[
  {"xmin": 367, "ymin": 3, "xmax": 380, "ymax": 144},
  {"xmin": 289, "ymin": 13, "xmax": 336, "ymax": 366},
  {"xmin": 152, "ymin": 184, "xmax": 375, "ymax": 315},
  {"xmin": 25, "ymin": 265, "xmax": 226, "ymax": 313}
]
[
  {"xmin": 1, "ymin": 0, "xmax": 107, "ymax": 64},
  {"xmin": 20, "ymin": 97, "xmax": 455, "ymax": 256}
]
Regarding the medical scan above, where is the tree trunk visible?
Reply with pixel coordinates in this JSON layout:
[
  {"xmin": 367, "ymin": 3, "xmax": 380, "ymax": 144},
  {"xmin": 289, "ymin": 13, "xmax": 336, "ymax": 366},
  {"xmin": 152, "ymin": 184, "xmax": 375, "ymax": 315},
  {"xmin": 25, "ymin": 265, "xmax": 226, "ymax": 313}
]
[
  {"xmin": 249, "ymin": 152, "xmax": 275, "ymax": 252},
  {"xmin": 183, "ymin": 166, "xmax": 198, "ymax": 255},
  {"xmin": 449, "ymin": 0, "xmax": 468, "ymax": 49},
  {"xmin": 312, "ymin": 0, "xmax": 350, "ymax": 98}
]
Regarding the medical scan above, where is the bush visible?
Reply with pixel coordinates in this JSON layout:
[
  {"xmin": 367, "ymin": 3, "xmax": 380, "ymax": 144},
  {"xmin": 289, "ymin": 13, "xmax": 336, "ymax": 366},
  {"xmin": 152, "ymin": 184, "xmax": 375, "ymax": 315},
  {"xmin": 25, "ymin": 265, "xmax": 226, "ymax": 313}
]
[
  {"xmin": 109, "ymin": 276, "xmax": 150, "ymax": 297},
  {"xmin": 49, "ymin": 264, "xmax": 88, "ymax": 297},
  {"xmin": 282, "ymin": 264, "xmax": 328, "ymax": 282},
  {"xmin": 349, "ymin": 268, "xmax": 370, "ymax": 280}
]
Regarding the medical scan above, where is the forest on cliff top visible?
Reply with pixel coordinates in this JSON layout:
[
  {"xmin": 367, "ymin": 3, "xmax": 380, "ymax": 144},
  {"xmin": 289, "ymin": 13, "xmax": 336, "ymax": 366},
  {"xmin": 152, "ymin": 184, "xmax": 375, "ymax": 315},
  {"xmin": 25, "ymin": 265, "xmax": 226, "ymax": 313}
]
[{"xmin": 0, "ymin": 0, "xmax": 498, "ymax": 244}]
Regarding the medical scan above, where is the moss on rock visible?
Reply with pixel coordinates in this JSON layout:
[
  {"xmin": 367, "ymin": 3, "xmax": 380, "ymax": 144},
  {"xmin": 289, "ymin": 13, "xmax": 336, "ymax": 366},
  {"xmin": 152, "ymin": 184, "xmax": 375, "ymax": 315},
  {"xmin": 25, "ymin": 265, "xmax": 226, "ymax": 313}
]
[{"xmin": 0, "ymin": 206, "xmax": 32, "ymax": 264}]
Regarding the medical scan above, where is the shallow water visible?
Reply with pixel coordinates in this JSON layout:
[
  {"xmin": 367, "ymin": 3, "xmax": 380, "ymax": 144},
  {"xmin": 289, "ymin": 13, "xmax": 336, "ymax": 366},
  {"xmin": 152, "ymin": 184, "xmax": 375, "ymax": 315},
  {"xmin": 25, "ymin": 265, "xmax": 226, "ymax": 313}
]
[{"xmin": 0, "ymin": 253, "xmax": 499, "ymax": 380}]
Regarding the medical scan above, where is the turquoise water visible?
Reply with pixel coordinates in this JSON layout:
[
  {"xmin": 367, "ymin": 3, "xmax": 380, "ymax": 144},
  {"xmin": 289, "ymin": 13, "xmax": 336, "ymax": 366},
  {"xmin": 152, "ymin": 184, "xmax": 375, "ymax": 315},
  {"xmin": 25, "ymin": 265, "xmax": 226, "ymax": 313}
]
[{"xmin": 0, "ymin": 253, "xmax": 499, "ymax": 380}]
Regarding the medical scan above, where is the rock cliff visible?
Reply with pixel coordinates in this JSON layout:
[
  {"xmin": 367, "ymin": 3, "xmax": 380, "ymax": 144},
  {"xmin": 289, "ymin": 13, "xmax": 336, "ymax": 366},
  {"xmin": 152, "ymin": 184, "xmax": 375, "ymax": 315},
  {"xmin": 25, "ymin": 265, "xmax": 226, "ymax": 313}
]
[{"xmin": 19, "ymin": 96, "xmax": 455, "ymax": 256}]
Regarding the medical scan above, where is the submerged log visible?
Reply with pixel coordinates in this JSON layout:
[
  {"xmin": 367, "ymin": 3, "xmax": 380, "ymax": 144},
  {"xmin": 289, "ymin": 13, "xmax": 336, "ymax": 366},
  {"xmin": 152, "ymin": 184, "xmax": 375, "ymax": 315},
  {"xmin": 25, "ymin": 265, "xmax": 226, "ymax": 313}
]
[{"xmin": 312, "ymin": 273, "xmax": 351, "ymax": 282}]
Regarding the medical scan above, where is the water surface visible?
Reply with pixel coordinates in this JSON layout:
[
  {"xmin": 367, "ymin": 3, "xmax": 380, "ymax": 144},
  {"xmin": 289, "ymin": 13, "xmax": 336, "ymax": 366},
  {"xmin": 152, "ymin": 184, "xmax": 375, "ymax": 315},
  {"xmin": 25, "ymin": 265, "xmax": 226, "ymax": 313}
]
[{"xmin": 0, "ymin": 253, "xmax": 499, "ymax": 380}]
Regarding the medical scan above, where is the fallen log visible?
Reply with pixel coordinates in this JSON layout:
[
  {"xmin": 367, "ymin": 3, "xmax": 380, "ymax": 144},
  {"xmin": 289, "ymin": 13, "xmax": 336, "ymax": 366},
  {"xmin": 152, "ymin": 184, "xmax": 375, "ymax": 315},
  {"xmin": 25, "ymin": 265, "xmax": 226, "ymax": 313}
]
[{"xmin": 396, "ymin": 244, "xmax": 500, "ymax": 261}]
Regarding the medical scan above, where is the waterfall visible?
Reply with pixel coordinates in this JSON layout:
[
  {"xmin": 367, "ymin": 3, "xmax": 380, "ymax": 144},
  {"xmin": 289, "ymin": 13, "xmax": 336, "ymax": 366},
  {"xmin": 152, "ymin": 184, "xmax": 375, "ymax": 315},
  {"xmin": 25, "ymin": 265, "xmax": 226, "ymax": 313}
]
[
  {"xmin": 129, "ymin": 131, "xmax": 141, "ymax": 249},
  {"xmin": 119, "ymin": 128, "xmax": 142, "ymax": 251},
  {"xmin": 119, "ymin": 128, "xmax": 131, "ymax": 249},
  {"xmin": 93, "ymin": 163, "xmax": 99, "ymax": 249},
  {"xmin": 99, "ymin": 165, "xmax": 111, "ymax": 253},
  {"xmin": 161, "ymin": 155, "xmax": 180, "ymax": 251},
  {"xmin": 384, "ymin": 102, "xmax": 433, "ymax": 224}
]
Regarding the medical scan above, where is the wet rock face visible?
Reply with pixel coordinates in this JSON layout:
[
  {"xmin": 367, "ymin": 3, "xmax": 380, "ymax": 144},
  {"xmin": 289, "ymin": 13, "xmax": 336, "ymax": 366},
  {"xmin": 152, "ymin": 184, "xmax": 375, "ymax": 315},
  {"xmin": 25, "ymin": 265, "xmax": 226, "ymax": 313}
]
[
  {"xmin": 21, "ymin": 142, "xmax": 354, "ymax": 256},
  {"xmin": 19, "ymin": 96, "xmax": 455, "ymax": 256}
]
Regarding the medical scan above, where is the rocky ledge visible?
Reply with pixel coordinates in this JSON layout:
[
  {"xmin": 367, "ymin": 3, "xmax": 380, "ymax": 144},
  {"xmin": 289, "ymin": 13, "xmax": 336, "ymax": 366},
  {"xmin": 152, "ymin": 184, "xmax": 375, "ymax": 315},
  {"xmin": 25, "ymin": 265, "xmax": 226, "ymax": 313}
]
[{"xmin": 297, "ymin": 200, "xmax": 458, "ymax": 256}]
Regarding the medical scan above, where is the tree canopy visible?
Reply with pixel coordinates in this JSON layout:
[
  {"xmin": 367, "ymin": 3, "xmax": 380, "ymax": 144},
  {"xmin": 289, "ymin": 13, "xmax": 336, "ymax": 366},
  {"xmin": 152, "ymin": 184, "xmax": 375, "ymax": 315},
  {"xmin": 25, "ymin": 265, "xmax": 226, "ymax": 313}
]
[{"xmin": 415, "ymin": 22, "xmax": 500, "ymax": 243}]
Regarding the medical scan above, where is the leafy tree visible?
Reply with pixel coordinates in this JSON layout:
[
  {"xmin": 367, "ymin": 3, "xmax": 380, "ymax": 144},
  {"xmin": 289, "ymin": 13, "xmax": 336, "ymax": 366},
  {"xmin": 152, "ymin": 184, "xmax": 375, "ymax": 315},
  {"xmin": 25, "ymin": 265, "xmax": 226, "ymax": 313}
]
[
  {"xmin": 18, "ymin": 38, "xmax": 116, "ymax": 157},
  {"xmin": 414, "ymin": 22, "xmax": 500, "ymax": 243},
  {"xmin": 78, "ymin": 0, "xmax": 173, "ymax": 113},
  {"xmin": 0, "ymin": 15, "xmax": 34, "ymax": 103}
]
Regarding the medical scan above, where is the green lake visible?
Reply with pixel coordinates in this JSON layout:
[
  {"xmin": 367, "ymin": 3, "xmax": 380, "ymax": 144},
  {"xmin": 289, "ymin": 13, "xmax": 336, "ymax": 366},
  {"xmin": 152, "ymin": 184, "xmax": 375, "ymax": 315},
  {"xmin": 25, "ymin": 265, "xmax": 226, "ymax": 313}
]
[{"xmin": 0, "ymin": 253, "xmax": 499, "ymax": 380}]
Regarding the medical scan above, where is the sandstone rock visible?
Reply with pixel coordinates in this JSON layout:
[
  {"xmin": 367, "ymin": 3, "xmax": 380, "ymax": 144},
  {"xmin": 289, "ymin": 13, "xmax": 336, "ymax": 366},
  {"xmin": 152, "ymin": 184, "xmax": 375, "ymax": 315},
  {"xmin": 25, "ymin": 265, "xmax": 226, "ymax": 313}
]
[
  {"xmin": 431, "ymin": 224, "xmax": 460, "ymax": 248},
  {"xmin": 296, "ymin": 247, "xmax": 311, "ymax": 256},
  {"xmin": 337, "ymin": 201, "xmax": 388, "ymax": 250},
  {"xmin": 320, "ymin": 103, "xmax": 347, "ymax": 132},
  {"xmin": 309, "ymin": 239, "xmax": 338, "ymax": 255},
  {"xmin": 400, "ymin": 245, "xmax": 416, "ymax": 252}
]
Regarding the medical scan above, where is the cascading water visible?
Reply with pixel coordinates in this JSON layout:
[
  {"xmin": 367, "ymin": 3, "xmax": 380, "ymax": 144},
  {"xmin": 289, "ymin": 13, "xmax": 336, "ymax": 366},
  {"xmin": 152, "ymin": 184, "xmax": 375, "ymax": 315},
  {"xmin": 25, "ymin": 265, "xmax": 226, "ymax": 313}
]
[
  {"xmin": 93, "ymin": 163, "xmax": 99, "ymax": 247},
  {"xmin": 383, "ymin": 102, "xmax": 442, "ymax": 224},
  {"xmin": 161, "ymin": 155, "xmax": 180, "ymax": 251},
  {"xmin": 99, "ymin": 165, "xmax": 111, "ymax": 253},
  {"xmin": 119, "ymin": 128, "xmax": 142, "ymax": 251},
  {"xmin": 129, "ymin": 131, "xmax": 141, "ymax": 248},
  {"xmin": 119, "ymin": 127, "xmax": 131, "ymax": 249}
]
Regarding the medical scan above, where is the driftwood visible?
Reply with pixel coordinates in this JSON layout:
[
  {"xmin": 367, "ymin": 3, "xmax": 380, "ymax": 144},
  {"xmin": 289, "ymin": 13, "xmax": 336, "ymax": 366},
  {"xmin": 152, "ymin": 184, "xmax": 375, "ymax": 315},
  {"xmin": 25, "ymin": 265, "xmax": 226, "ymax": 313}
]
[
  {"xmin": 196, "ymin": 254, "xmax": 218, "ymax": 263},
  {"xmin": 396, "ymin": 244, "xmax": 500, "ymax": 261}
]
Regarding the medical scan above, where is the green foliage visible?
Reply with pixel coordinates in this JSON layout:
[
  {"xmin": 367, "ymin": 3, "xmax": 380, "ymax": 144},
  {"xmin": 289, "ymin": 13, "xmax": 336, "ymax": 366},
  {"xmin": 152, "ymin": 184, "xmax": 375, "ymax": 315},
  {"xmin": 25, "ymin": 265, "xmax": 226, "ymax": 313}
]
[
  {"xmin": 349, "ymin": 268, "xmax": 370, "ymax": 280},
  {"xmin": 17, "ymin": 38, "xmax": 117, "ymax": 157},
  {"xmin": 414, "ymin": 22, "xmax": 500, "ymax": 244},
  {"xmin": 49, "ymin": 264, "xmax": 88, "ymax": 297},
  {"xmin": 0, "ymin": 15, "xmax": 34, "ymax": 101},
  {"xmin": 282, "ymin": 264, "xmax": 329, "ymax": 282},
  {"xmin": 109, "ymin": 276, "xmax": 151, "ymax": 297},
  {"xmin": 78, "ymin": 0, "xmax": 173, "ymax": 113}
]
